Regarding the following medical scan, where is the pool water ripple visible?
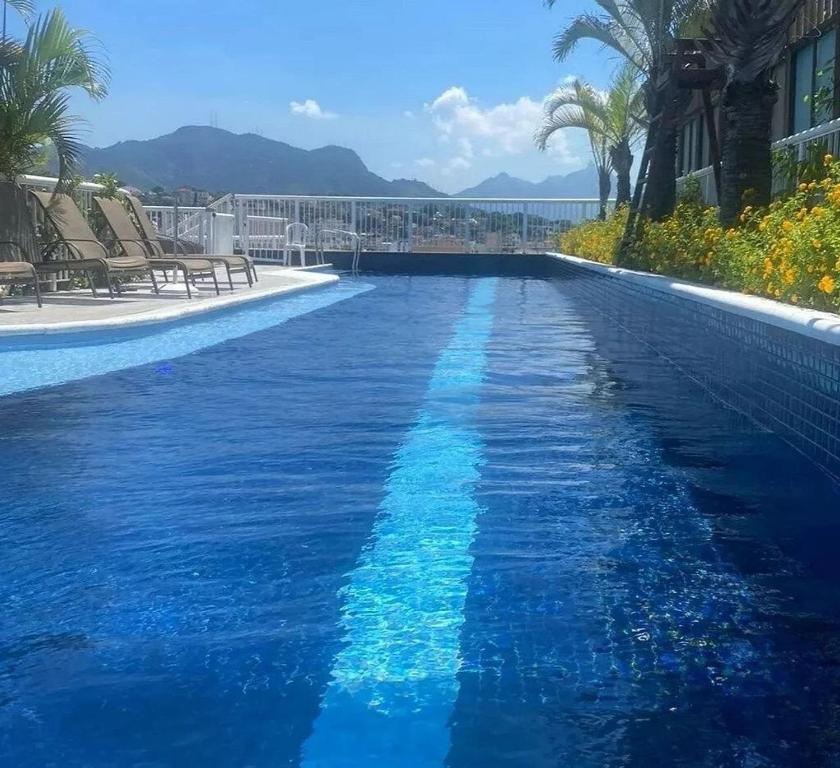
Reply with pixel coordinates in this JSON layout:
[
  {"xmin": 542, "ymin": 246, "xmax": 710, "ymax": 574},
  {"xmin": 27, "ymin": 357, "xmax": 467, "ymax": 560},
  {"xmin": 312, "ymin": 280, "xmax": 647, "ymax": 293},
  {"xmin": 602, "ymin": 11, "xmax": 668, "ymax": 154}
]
[{"xmin": 2, "ymin": 275, "xmax": 840, "ymax": 766}]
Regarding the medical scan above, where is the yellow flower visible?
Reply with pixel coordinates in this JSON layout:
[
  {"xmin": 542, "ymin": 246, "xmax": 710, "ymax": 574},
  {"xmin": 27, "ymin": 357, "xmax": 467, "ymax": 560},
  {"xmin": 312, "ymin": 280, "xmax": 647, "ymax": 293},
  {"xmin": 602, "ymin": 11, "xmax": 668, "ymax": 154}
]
[
  {"xmin": 812, "ymin": 240, "xmax": 823, "ymax": 251},
  {"xmin": 826, "ymin": 154, "xmax": 834, "ymax": 165},
  {"xmin": 818, "ymin": 275, "xmax": 836, "ymax": 294},
  {"xmin": 782, "ymin": 220, "xmax": 794, "ymax": 232}
]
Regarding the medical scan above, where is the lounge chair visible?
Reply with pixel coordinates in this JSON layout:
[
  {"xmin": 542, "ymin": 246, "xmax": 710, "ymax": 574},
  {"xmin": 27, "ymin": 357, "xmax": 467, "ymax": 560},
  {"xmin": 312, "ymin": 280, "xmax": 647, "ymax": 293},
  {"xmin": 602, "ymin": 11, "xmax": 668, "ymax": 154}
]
[
  {"xmin": 0, "ymin": 183, "xmax": 43, "ymax": 307},
  {"xmin": 30, "ymin": 190, "xmax": 161, "ymax": 299},
  {"xmin": 93, "ymin": 196, "xmax": 224, "ymax": 298},
  {"xmin": 124, "ymin": 194, "xmax": 257, "ymax": 286}
]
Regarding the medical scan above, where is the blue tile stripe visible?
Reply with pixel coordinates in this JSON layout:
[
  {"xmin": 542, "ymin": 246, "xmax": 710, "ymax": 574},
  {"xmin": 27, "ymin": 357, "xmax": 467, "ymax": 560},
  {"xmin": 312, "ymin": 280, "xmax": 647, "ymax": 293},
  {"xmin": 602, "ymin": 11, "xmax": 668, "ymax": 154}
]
[
  {"xmin": 301, "ymin": 278, "xmax": 498, "ymax": 768},
  {"xmin": 0, "ymin": 282, "xmax": 372, "ymax": 397}
]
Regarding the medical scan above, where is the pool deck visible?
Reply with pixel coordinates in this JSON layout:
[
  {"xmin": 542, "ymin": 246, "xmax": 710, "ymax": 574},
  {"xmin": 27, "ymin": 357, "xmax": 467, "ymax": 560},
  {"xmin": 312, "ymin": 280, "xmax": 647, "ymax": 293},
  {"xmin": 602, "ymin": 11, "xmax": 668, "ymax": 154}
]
[{"xmin": 0, "ymin": 265, "xmax": 338, "ymax": 336}]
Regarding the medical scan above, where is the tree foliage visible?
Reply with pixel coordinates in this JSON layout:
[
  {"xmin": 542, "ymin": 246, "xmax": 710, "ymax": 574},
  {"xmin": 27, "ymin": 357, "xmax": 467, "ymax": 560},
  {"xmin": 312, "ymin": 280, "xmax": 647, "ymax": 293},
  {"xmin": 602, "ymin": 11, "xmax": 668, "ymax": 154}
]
[{"xmin": 0, "ymin": 8, "xmax": 109, "ymax": 184}]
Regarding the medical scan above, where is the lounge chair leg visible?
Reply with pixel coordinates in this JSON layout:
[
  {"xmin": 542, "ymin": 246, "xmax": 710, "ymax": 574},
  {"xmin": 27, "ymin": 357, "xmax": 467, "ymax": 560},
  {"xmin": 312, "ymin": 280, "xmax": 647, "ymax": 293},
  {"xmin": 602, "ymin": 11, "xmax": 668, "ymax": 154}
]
[
  {"xmin": 225, "ymin": 264, "xmax": 234, "ymax": 292},
  {"xmin": 85, "ymin": 270, "xmax": 98, "ymax": 297},
  {"xmin": 149, "ymin": 269, "xmax": 159, "ymax": 295},
  {"xmin": 251, "ymin": 262, "xmax": 258, "ymax": 283},
  {"xmin": 33, "ymin": 274, "xmax": 42, "ymax": 308},
  {"xmin": 210, "ymin": 268, "xmax": 220, "ymax": 296},
  {"xmin": 182, "ymin": 266, "xmax": 192, "ymax": 299},
  {"xmin": 105, "ymin": 272, "xmax": 114, "ymax": 299}
]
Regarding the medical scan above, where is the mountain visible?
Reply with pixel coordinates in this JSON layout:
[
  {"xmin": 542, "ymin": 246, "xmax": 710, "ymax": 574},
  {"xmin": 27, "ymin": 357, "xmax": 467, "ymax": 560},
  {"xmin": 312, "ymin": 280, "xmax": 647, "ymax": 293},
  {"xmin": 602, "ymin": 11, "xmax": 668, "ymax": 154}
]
[
  {"xmin": 455, "ymin": 166, "xmax": 608, "ymax": 198},
  {"xmin": 72, "ymin": 126, "xmax": 447, "ymax": 197}
]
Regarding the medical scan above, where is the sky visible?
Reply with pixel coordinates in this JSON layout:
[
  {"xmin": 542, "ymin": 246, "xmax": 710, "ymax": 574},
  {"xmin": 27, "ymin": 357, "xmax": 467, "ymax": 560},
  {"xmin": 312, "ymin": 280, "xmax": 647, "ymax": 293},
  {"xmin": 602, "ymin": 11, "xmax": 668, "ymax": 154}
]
[{"xmin": 11, "ymin": 0, "xmax": 617, "ymax": 193}]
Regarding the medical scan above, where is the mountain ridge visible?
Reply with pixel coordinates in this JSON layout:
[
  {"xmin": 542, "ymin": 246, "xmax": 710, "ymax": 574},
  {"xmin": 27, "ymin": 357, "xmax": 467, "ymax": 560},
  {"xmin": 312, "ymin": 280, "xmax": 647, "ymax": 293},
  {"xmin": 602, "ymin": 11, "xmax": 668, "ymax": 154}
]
[
  {"xmin": 73, "ymin": 126, "xmax": 446, "ymax": 197},
  {"xmin": 454, "ymin": 166, "xmax": 605, "ymax": 198},
  {"xmin": 63, "ymin": 125, "xmax": 599, "ymax": 200}
]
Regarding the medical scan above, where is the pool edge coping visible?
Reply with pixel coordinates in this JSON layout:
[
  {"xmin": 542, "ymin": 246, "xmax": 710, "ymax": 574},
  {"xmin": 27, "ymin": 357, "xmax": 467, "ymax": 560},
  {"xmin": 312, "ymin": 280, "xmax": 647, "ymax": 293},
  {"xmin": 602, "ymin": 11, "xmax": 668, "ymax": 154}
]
[
  {"xmin": 0, "ymin": 270, "xmax": 340, "ymax": 338},
  {"xmin": 547, "ymin": 252, "xmax": 840, "ymax": 348}
]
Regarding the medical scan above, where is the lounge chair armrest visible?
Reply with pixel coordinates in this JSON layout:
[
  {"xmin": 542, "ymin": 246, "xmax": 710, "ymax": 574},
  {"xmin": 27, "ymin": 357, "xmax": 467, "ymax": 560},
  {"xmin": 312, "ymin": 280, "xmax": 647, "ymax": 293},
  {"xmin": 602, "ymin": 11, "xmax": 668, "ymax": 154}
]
[
  {"xmin": 59, "ymin": 238, "xmax": 110, "ymax": 260},
  {"xmin": 102, "ymin": 235, "xmax": 149, "ymax": 256}
]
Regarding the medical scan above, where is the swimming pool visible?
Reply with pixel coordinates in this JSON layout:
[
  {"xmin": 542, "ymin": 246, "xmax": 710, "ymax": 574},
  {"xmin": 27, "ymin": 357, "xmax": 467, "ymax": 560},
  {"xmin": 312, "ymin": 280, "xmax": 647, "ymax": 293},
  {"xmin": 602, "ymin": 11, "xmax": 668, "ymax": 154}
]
[{"xmin": 2, "ymin": 274, "xmax": 840, "ymax": 766}]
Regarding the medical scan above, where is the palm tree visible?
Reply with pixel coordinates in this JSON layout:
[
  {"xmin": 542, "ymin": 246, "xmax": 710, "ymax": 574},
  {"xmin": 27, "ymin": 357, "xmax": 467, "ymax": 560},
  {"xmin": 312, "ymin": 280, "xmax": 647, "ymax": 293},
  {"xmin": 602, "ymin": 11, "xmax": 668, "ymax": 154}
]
[
  {"xmin": 545, "ymin": 0, "xmax": 710, "ymax": 221},
  {"xmin": 2, "ymin": 1, "xmax": 34, "ymax": 42},
  {"xmin": 537, "ymin": 64, "xmax": 646, "ymax": 209},
  {"xmin": 0, "ymin": 8, "xmax": 109, "ymax": 185},
  {"xmin": 704, "ymin": 0, "xmax": 806, "ymax": 226},
  {"xmin": 536, "ymin": 79, "xmax": 613, "ymax": 219}
]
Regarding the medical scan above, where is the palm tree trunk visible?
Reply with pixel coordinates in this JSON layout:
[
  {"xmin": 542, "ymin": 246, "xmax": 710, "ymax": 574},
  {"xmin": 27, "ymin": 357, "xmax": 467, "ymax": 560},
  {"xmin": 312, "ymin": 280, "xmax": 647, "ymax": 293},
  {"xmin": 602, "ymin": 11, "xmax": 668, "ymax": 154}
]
[
  {"xmin": 598, "ymin": 167, "xmax": 611, "ymax": 220},
  {"xmin": 641, "ymin": 83, "xmax": 688, "ymax": 222},
  {"xmin": 719, "ymin": 75, "xmax": 777, "ymax": 227},
  {"xmin": 610, "ymin": 138, "xmax": 634, "ymax": 208}
]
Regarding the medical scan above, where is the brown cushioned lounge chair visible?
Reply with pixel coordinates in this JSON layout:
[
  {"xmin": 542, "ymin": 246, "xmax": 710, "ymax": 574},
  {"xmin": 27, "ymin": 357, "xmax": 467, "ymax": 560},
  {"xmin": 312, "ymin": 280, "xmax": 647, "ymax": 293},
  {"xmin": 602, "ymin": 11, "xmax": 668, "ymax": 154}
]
[
  {"xmin": 34, "ymin": 190, "xmax": 223, "ymax": 300},
  {"xmin": 30, "ymin": 189, "xmax": 161, "ymax": 299},
  {"xmin": 0, "ymin": 183, "xmax": 42, "ymax": 307},
  {"xmin": 124, "ymin": 194, "xmax": 257, "ymax": 286},
  {"xmin": 93, "ymin": 196, "xmax": 226, "ymax": 298},
  {"xmin": 96, "ymin": 195, "xmax": 242, "ymax": 294}
]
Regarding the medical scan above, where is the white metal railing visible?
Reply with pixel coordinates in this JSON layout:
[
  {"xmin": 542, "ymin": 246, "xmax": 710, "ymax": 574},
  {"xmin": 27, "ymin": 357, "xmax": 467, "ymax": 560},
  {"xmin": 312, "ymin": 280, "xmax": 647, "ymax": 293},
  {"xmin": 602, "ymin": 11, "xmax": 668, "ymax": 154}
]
[
  {"xmin": 17, "ymin": 174, "xmax": 105, "ymax": 214},
  {"xmin": 677, "ymin": 166, "xmax": 718, "ymax": 206},
  {"xmin": 144, "ymin": 205, "xmax": 207, "ymax": 245},
  {"xmin": 241, "ymin": 215, "xmax": 289, "ymax": 260},
  {"xmin": 678, "ymin": 117, "xmax": 840, "ymax": 204},
  {"xmin": 224, "ymin": 195, "xmax": 605, "ymax": 255},
  {"xmin": 141, "ymin": 206, "xmax": 235, "ymax": 255},
  {"xmin": 16, "ymin": 178, "xmax": 607, "ymax": 259}
]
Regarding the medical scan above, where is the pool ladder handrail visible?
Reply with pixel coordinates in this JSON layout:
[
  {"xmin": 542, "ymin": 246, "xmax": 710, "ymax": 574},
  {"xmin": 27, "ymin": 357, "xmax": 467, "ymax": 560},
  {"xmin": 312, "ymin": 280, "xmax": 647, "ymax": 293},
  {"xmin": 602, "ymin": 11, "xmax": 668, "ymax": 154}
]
[{"xmin": 316, "ymin": 228, "xmax": 361, "ymax": 273}]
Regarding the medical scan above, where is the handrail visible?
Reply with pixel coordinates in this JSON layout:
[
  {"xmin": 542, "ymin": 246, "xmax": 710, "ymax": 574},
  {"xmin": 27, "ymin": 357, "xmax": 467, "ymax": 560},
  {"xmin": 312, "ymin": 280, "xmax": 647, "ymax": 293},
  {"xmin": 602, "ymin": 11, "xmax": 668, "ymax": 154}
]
[
  {"xmin": 17, "ymin": 173, "xmax": 106, "ymax": 192},
  {"xmin": 771, "ymin": 116, "xmax": 840, "ymax": 150},
  {"xmin": 316, "ymin": 228, "xmax": 361, "ymax": 271}
]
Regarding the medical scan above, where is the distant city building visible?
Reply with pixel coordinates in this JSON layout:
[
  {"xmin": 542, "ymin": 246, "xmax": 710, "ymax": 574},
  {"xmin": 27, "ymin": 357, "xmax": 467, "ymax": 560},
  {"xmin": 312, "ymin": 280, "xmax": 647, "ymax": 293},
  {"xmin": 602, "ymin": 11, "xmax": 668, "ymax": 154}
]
[{"xmin": 175, "ymin": 187, "xmax": 213, "ymax": 206}]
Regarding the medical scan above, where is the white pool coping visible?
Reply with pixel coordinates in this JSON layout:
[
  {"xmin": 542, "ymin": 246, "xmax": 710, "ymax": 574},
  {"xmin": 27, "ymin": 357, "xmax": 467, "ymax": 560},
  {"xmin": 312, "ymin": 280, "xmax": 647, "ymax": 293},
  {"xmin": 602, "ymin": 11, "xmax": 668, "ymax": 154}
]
[
  {"xmin": 0, "ymin": 267, "xmax": 339, "ymax": 337},
  {"xmin": 548, "ymin": 252, "xmax": 840, "ymax": 348}
]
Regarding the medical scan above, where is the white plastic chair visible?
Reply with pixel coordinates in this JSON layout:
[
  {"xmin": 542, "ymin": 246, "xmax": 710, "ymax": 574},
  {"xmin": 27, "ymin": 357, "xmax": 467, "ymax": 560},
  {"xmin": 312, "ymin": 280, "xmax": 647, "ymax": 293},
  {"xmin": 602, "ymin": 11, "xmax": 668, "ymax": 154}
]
[{"xmin": 284, "ymin": 223, "xmax": 309, "ymax": 267}]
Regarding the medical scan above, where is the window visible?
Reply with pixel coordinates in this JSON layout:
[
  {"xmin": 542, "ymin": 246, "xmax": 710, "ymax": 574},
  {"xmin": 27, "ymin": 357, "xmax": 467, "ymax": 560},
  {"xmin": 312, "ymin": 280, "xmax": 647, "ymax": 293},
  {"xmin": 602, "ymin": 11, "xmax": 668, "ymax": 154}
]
[
  {"xmin": 678, "ymin": 115, "xmax": 707, "ymax": 175},
  {"xmin": 791, "ymin": 29, "xmax": 837, "ymax": 134}
]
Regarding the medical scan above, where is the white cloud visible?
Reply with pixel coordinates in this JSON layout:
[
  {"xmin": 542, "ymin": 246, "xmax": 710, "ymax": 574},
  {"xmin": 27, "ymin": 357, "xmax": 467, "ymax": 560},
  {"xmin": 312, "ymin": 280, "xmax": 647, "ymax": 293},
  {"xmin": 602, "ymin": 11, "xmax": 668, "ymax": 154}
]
[
  {"xmin": 441, "ymin": 156, "xmax": 471, "ymax": 176},
  {"xmin": 415, "ymin": 157, "xmax": 437, "ymax": 168},
  {"xmin": 289, "ymin": 99, "xmax": 337, "ymax": 120},
  {"xmin": 427, "ymin": 86, "xmax": 547, "ymax": 157},
  {"xmin": 403, "ymin": 110, "xmax": 416, "ymax": 119}
]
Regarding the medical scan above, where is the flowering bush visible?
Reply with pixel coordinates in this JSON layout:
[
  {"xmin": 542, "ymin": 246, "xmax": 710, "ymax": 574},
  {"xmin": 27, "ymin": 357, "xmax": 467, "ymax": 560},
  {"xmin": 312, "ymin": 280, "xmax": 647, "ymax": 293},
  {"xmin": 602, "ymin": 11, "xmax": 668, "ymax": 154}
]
[
  {"xmin": 559, "ymin": 206, "xmax": 628, "ymax": 264},
  {"xmin": 557, "ymin": 155, "xmax": 840, "ymax": 313}
]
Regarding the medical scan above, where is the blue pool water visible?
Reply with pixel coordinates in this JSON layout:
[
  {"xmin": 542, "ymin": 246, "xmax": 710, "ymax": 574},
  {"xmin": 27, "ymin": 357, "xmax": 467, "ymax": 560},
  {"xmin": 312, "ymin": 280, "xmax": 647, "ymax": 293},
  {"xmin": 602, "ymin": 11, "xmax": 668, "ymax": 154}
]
[{"xmin": 2, "ymin": 275, "xmax": 840, "ymax": 766}]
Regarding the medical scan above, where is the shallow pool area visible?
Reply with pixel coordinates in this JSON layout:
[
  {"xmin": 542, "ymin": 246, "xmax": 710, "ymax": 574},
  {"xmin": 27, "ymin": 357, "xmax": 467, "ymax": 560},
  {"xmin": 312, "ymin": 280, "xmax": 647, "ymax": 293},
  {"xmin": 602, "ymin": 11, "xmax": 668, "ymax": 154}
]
[{"xmin": 2, "ymin": 274, "xmax": 840, "ymax": 767}]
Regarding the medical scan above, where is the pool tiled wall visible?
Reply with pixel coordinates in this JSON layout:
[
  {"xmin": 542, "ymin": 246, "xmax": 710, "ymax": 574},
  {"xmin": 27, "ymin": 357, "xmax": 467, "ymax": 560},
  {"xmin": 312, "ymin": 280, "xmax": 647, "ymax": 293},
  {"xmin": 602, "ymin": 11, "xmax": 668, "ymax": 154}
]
[{"xmin": 548, "ymin": 255, "xmax": 840, "ymax": 481}]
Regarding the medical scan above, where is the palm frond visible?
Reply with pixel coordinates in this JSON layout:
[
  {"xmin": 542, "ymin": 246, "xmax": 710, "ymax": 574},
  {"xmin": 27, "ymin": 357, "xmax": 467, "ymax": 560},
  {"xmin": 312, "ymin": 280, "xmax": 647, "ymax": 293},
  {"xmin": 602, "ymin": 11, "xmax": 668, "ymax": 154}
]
[
  {"xmin": 704, "ymin": 0, "xmax": 806, "ymax": 83},
  {"xmin": 537, "ymin": 79, "xmax": 613, "ymax": 171},
  {"xmin": 0, "ymin": 8, "xmax": 108, "ymax": 184},
  {"xmin": 547, "ymin": 0, "xmax": 714, "ymax": 76},
  {"xmin": 5, "ymin": 0, "xmax": 35, "ymax": 19}
]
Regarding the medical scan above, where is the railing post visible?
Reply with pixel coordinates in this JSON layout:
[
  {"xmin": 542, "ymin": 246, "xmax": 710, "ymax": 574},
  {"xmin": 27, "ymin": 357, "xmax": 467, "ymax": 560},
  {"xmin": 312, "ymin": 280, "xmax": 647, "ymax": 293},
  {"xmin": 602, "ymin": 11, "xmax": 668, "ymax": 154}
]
[
  {"xmin": 406, "ymin": 201, "xmax": 414, "ymax": 252},
  {"xmin": 522, "ymin": 202, "xmax": 529, "ymax": 253}
]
